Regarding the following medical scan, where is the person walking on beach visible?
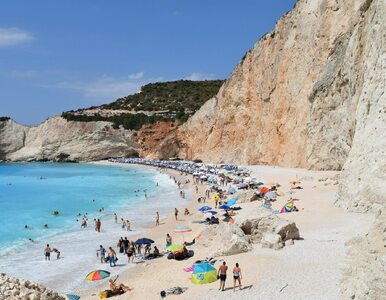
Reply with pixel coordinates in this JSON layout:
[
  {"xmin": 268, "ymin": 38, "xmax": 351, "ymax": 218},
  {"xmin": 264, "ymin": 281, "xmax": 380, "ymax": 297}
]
[
  {"xmin": 127, "ymin": 243, "xmax": 134, "ymax": 263},
  {"xmin": 233, "ymin": 263, "xmax": 242, "ymax": 291},
  {"xmin": 126, "ymin": 220, "xmax": 131, "ymax": 231},
  {"xmin": 117, "ymin": 237, "xmax": 124, "ymax": 253},
  {"xmin": 123, "ymin": 237, "xmax": 129, "ymax": 253},
  {"xmin": 44, "ymin": 244, "xmax": 51, "ymax": 261},
  {"xmin": 218, "ymin": 261, "xmax": 228, "ymax": 291},
  {"xmin": 96, "ymin": 219, "xmax": 101, "ymax": 232},
  {"xmin": 108, "ymin": 247, "xmax": 117, "ymax": 267},
  {"xmin": 174, "ymin": 208, "xmax": 179, "ymax": 221},
  {"xmin": 97, "ymin": 245, "xmax": 106, "ymax": 263},
  {"xmin": 156, "ymin": 212, "xmax": 160, "ymax": 226}
]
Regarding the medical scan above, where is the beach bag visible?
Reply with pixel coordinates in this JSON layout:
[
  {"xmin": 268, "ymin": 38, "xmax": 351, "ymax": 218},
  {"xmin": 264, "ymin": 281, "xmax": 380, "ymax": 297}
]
[{"xmin": 99, "ymin": 290, "xmax": 112, "ymax": 298}]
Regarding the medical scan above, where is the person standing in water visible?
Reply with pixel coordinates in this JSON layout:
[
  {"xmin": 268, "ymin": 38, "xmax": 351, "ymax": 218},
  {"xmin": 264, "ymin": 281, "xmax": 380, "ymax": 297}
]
[
  {"xmin": 156, "ymin": 212, "xmax": 160, "ymax": 226},
  {"xmin": 233, "ymin": 263, "xmax": 242, "ymax": 291},
  {"xmin": 52, "ymin": 248, "xmax": 61, "ymax": 259},
  {"xmin": 44, "ymin": 244, "xmax": 51, "ymax": 261},
  {"xmin": 114, "ymin": 213, "xmax": 118, "ymax": 224},
  {"xmin": 108, "ymin": 247, "xmax": 117, "ymax": 267},
  {"xmin": 218, "ymin": 261, "xmax": 228, "ymax": 291}
]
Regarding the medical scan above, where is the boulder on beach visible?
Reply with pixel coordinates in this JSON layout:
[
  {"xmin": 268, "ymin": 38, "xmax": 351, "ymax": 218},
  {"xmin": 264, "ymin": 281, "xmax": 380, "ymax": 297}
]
[
  {"xmin": 236, "ymin": 190, "xmax": 259, "ymax": 203},
  {"xmin": 197, "ymin": 222, "xmax": 251, "ymax": 256},
  {"xmin": 235, "ymin": 206, "xmax": 300, "ymax": 246},
  {"xmin": 0, "ymin": 273, "xmax": 65, "ymax": 300},
  {"xmin": 261, "ymin": 233, "xmax": 284, "ymax": 250}
]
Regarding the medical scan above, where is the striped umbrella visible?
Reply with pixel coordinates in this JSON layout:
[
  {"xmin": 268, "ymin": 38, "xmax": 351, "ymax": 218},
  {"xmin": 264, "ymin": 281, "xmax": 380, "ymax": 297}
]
[
  {"xmin": 85, "ymin": 270, "xmax": 110, "ymax": 281},
  {"xmin": 175, "ymin": 226, "xmax": 192, "ymax": 243}
]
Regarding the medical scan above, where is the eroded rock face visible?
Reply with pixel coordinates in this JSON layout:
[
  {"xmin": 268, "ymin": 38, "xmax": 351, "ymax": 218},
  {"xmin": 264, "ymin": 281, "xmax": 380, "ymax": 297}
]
[
  {"xmin": 236, "ymin": 190, "xmax": 258, "ymax": 203},
  {"xmin": 342, "ymin": 209, "xmax": 386, "ymax": 299},
  {"xmin": 235, "ymin": 206, "xmax": 300, "ymax": 244},
  {"xmin": 197, "ymin": 222, "xmax": 252, "ymax": 256},
  {"xmin": 0, "ymin": 117, "xmax": 138, "ymax": 162}
]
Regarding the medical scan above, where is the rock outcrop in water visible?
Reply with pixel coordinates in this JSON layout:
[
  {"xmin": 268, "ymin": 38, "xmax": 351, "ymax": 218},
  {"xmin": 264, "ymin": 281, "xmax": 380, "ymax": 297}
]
[{"xmin": 0, "ymin": 117, "xmax": 138, "ymax": 162}]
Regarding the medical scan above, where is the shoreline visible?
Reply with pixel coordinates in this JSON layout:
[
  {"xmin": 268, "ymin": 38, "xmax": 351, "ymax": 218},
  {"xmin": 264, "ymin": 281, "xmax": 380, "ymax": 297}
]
[
  {"xmin": 0, "ymin": 162, "xmax": 185, "ymax": 294},
  {"xmin": 76, "ymin": 161, "xmax": 374, "ymax": 300}
]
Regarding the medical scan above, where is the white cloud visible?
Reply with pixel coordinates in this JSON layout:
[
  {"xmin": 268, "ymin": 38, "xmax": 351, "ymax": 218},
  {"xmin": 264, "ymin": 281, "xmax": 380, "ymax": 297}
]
[
  {"xmin": 53, "ymin": 72, "xmax": 162, "ymax": 102},
  {"xmin": 0, "ymin": 28, "xmax": 33, "ymax": 47},
  {"xmin": 127, "ymin": 71, "xmax": 144, "ymax": 80},
  {"xmin": 184, "ymin": 72, "xmax": 216, "ymax": 81}
]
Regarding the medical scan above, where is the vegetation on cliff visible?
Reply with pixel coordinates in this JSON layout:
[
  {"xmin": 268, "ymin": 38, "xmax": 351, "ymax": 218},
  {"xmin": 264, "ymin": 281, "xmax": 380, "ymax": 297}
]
[
  {"xmin": 0, "ymin": 116, "xmax": 10, "ymax": 122},
  {"xmin": 100, "ymin": 80, "xmax": 224, "ymax": 112},
  {"xmin": 62, "ymin": 79, "xmax": 224, "ymax": 130}
]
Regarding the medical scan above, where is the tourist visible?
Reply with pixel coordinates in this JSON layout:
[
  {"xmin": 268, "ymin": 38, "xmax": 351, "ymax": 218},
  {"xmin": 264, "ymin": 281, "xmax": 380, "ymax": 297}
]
[
  {"xmin": 96, "ymin": 219, "xmax": 101, "ymax": 232},
  {"xmin": 166, "ymin": 234, "xmax": 172, "ymax": 248},
  {"xmin": 81, "ymin": 218, "xmax": 87, "ymax": 228},
  {"xmin": 233, "ymin": 263, "xmax": 242, "ymax": 291},
  {"xmin": 109, "ymin": 279, "xmax": 132, "ymax": 293},
  {"xmin": 117, "ymin": 237, "xmax": 124, "ymax": 253},
  {"xmin": 123, "ymin": 237, "xmax": 129, "ymax": 253},
  {"xmin": 174, "ymin": 208, "xmax": 179, "ymax": 221},
  {"xmin": 44, "ymin": 244, "xmax": 51, "ymax": 261},
  {"xmin": 108, "ymin": 247, "xmax": 117, "ymax": 267},
  {"xmin": 156, "ymin": 211, "xmax": 160, "ymax": 226},
  {"xmin": 184, "ymin": 208, "xmax": 190, "ymax": 215},
  {"xmin": 127, "ymin": 243, "xmax": 134, "ymax": 263},
  {"xmin": 97, "ymin": 245, "xmax": 106, "ymax": 263},
  {"xmin": 44, "ymin": 224, "xmax": 49, "ymax": 229},
  {"xmin": 52, "ymin": 248, "xmax": 61, "ymax": 259},
  {"xmin": 144, "ymin": 244, "xmax": 151, "ymax": 256},
  {"xmin": 126, "ymin": 220, "xmax": 131, "ymax": 231},
  {"xmin": 195, "ymin": 185, "xmax": 198, "ymax": 193},
  {"xmin": 114, "ymin": 213, "xmax": 118, "ymax": 224},
  {"xmin": 153, "ymin": 246, "xmax": 160, "ymax": 257},
  {"xmin": 121, "ymin": 218, "xmax": 126, "ymax": 230},
  {"xmin": 218, "ymin": 261, "xmax": 228, "ymax": 291}
]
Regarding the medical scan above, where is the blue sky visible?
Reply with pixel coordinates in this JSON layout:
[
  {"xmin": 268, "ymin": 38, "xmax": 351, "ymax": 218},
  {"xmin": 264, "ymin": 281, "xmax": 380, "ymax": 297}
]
[{"xmin": 0, "ymin": 0, "xmax": 296, "ymax": 125}]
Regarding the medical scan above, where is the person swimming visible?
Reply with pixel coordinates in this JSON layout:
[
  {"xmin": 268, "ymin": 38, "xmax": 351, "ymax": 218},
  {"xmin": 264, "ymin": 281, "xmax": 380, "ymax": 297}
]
[{"xmin": 44, "ymin": 224, "xmax": 48, "ymax": 228}]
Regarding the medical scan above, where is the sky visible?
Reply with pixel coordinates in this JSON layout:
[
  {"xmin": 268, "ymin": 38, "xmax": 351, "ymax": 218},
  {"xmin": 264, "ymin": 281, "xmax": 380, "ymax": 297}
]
[{"xmin": 0, "ymin": 0, "xmax": 296, "ymax": 125}]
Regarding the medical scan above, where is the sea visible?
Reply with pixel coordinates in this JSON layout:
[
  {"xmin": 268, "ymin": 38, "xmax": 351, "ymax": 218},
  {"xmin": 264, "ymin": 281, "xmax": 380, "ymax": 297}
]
[{"xmin": 0, "ymin": 162, "xmax": 184, "ymax": 293}]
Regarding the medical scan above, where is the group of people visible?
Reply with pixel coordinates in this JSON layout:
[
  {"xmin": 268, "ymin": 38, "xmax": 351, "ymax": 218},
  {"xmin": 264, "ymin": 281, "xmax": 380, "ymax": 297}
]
[
  {"xmin": 218, "ymin": 261, "xmax": 243, "ymax": 292},
  {"xmin": 44, "ymin": 244, "xmax": 61, "ymax": 260},
  {"xmin": 96, "ymin": 245, "xmax": 118, "ymax": 267}
]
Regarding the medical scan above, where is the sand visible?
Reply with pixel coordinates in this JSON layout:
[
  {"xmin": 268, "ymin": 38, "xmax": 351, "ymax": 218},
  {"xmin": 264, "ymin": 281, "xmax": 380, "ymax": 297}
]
[{"xmin": 76, "ymin": 163, "xmax": 373, "ymax": 300}]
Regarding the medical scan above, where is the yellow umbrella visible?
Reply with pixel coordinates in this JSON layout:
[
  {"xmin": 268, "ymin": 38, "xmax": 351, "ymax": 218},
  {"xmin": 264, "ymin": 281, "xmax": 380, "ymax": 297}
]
[{"xmin": 211, "ymin": 194, "xmax": 220, "ymax": 201}]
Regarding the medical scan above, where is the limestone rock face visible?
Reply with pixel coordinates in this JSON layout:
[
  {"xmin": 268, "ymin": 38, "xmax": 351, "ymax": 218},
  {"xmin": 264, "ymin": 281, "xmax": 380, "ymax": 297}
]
[
  {"xmin": 342, "ymin": 209, "xmax": 386, "ymax": 299},
  {"xmin": 0, "ymin": 117, "xmax": 138, "ymax": 162},
  {"xmin": 197, "ymin": 222, "xmax": 251, "ymax": 257},
  {"xmin": 235, "ymin": 206, "xmax": 300, "ymax": 244},
  {"xmin": 153, "ymin": 0, "xmax": 386, "ymax": 214}
]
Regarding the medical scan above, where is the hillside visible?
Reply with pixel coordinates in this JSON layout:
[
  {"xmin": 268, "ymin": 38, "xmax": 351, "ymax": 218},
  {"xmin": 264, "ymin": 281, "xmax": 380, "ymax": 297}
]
[{"xmin": 61, "ymin": 80, "xmax": 224, "ymax": 130}]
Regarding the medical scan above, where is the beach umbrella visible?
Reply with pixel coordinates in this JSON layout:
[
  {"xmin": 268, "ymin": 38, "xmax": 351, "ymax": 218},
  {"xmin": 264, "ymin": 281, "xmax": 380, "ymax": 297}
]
[
  {"xmin": 175, "ymin": 226, "xmax": 192, "ymax": 243},
  {"xmin": 219, "ymin": 205, "xmax": 230, "ymax": 210},
  {"xmin": 66, "ymin": 295, "xmax": 80, "ymax": 300},
  {"xmin": 206, "ymin": 210, "xmax": 218, "ymax": 215},
  {"xmin": 260, "ymin": 186, "xmax": 270, "ymax": 194},
  {"xmin": 191, "ymin": 262, "xmax": 217, "ymax": 285},
  {"xmin": 198, "ymin": 206, "xmax": 212, "ymax": 212},
  {"xmin": 265, "ymin": 191, "xmax": 277, "ymax": 200},
  {"xmin": 226, "ymin": 198, "xmax": 237, "ymax": 207},
  {"xmin": 166, "ymin": 244, "xmax": 183, "ymax": 252},
  {"xmin": 211, "ymin": 194, "xmax": 220, "ymax": 201},
  {"xmin": 280, "ymin": 200, "xmax": 295, "ymax": 213},
  {"xmin": 85, "ymin": 270, "xmax": 110, "ymax": 281},
  {"xmin": 135, "ymin": 238, "xmax": 154, "ymax": 245}
]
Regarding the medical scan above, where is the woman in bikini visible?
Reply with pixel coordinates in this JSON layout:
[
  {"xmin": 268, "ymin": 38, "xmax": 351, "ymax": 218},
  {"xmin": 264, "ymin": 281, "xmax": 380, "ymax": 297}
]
[{"xmin": 233, "ymin": 263, "xmax": 242, "ymax": 291}]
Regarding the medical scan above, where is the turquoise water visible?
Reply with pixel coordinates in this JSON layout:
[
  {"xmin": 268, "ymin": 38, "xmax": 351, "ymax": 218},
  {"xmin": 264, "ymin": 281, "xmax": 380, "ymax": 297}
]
[{"xmin": 0, "ymin": 162, "xmax": 159, "ymax": 251}]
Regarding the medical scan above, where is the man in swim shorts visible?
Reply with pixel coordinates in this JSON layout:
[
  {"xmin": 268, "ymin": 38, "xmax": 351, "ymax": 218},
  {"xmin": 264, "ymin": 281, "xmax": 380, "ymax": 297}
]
[
  {"xmin": 44, "ymin": 244, "xmax": 51, "ymax": 261},
  {"xmin": 218, "ymin": 261, "xmax": 228, "ymax": 291}
]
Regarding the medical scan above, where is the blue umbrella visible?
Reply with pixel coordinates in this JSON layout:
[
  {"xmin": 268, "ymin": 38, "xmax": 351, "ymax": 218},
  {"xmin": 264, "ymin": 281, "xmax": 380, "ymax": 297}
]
[
  {"xmin": 135, "ymin": 238, "xmax": 154, "ymax": 245},
  {"xmin": 198, "ymin": 206, "xmax": 212, "ymax": 212},
  {"xmin": 219, "ymin": 205, "xmax": 230, "ymax": 210},
  {"xmin": 226, "ymin": 198, "xmax": 237, "ymax": 207}
]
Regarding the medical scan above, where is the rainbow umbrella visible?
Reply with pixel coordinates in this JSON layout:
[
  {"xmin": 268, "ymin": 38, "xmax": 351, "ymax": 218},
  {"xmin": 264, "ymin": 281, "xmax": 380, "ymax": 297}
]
[
  {"xmin": 85, "ymin": 270, "xmax": 110, "ymax": 281},
  {"xmin": 280, "ymin": 201, "xmax": 294, "ymax": 213}
]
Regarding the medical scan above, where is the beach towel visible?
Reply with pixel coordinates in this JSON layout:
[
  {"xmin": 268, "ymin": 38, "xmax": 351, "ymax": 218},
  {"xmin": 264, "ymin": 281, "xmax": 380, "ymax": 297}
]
[{"xmin": 183, "ymin": 266, "xmax": 194, "ymax": 272}]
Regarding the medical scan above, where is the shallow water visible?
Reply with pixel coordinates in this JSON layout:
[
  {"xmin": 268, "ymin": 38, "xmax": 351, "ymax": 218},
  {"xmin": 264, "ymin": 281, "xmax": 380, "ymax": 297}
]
[{"xmin": 0, "ymin": 162, "xmax": 184, "ymax": 292}]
